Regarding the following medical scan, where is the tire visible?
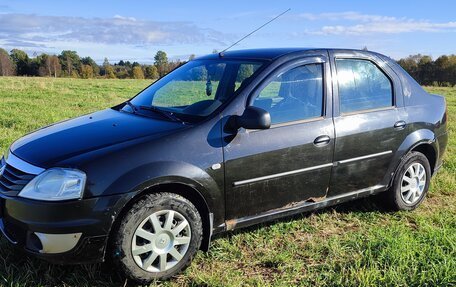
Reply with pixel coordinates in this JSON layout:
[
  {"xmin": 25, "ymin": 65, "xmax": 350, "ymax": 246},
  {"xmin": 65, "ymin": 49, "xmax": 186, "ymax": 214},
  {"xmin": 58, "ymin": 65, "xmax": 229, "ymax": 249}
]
[
  {"xmin": 383, "ymin": 151, "xmax": 431, "ymax": 211},
  {"xmin": 111, "ymin": 192, "xmax": 203, "ymax": 284}
]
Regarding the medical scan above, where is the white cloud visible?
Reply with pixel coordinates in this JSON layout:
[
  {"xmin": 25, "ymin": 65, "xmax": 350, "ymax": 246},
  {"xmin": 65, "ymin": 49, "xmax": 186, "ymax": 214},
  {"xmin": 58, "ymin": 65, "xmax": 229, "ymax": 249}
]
[
  {"xmin": 318, "ymin": 21, "xmax": 456, "ymax": 35},
  {"xmin": 299, "ymin": 11, "xmax": 396, "ymax": 22},
  {"xmin": 113, "ymin": 15, "xmax": 137, "ymax": 21},
  {"xmin": 299, "ymin": 12, "xmax": 456, "ymax": 35},
  {"xmin": 0, "ymin": 13, "xmax": 231, "ymax": 48}
]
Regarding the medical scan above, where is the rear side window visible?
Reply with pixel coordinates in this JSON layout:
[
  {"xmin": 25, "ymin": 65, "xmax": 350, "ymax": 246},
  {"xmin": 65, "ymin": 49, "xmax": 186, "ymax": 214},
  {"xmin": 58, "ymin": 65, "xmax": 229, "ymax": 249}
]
[{"xmin": 336, "ymin": 59, "xmax": 393, "ymax": 113}]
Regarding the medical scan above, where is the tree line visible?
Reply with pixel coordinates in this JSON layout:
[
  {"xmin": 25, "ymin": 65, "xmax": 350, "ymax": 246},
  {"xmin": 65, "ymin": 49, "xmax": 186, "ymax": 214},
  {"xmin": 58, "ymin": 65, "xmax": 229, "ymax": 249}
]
[
  {"xmin": 0, "ymin": 48, "xmax": 188, "ymax": 80},
  {"xmin": 0, "ymin": 47, "xmax": 455, "ymax": 86},
  {"xmin": 397, "ymin": 54, "xmax": 456, "ymax": 86}
]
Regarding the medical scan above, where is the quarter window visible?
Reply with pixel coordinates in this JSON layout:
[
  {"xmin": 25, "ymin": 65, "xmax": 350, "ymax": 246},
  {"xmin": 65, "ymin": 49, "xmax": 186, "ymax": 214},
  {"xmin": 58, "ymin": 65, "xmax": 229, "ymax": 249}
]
[
  {"xmin": 252, "ymin": 63, "xmax": 324, "ymax": 124},
  {"xmin": 336, "ymin": 59, "xmax": 393, "ymax": 113}
]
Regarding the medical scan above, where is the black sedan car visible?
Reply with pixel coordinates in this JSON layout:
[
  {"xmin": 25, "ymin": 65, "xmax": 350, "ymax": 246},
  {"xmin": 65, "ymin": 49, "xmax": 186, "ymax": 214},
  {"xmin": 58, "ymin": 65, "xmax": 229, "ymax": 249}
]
[{"xmin": 0, "ymin": 48, "xmax": 448, "ymax": 283}]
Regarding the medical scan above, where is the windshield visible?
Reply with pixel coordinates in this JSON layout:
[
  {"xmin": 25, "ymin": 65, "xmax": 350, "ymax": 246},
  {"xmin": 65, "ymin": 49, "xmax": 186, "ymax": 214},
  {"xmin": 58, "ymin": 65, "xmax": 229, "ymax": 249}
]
[{"xmin": 123, "ymin": 59, "xmax": 265, "ymax": 122}]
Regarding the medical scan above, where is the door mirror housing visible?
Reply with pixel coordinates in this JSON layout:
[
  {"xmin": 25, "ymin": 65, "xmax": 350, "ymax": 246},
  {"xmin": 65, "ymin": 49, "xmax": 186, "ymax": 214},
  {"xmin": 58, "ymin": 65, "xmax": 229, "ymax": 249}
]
[{"xmin": 236, "ymin": 106, "xmax": 271, "ymax": 130}]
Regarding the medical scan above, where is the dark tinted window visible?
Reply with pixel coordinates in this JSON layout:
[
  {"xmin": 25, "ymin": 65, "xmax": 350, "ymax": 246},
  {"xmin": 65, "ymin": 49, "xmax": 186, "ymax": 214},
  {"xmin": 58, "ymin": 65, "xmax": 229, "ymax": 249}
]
[
  {"xmin": 252, "ymin": 63, "xmax": 323, "ymax": 124},
  {"xmin": 336, "ymin": 59, "xmax": 393, "ymax": 113}
]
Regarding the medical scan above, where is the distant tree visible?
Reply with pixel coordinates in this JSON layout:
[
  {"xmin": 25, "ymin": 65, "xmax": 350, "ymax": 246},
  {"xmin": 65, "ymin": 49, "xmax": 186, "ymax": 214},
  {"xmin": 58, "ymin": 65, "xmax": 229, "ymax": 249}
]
[
  {"xmin": 167, "ymin": 60, "xmax": 184, "ymax": 72},
  {"xmin": 71, "ymin": 70, "xmax": 79, "ymax": 78},
  {"xmin": 105, "ymin": 66, "xmax": 116, "ymax": 78},
  {"xmin": 102, "ymin": 58, "xmax": 116, "ymax": 79},
  {"xmin": 35, "ymin": 53, "xmax": 47, "ymax": 76},
  {"xmin": 103, "ymin": 57, "xmax": 110, "ymax": 68},
  {"xmin": 28, "ymin": 56, "xmax": 42, "ymax": 76},
  {"xmin": 81, "ymin": 56, "xmax": 100, "ymax": 76},
  {"xmin": 190, "ymin": 66, "xmax": 207, "ymax": 81},
  {"xmin": 448, "ymin": 55, "xmax": 456, "ymax": 86},
  {"xmin": 131, "ymin": 66, "xmax": 145, "ymax": 79},
  {"xmin": 34, "ymin": 53, "xmax": 60, "ymax": 77},
  {"xmin": 212, "ymin": 49, "xmax": 219, "ymax": 54},
  {"xmin": 144, "ymin": 65, "xmax": 159, "ymax": 79},
  {"xmin": 59, "ymin": 50, "xmax": 81, "ymax": 77},
  {"xmin": 237, "ymin": 64, "xmax": 254, "ymax": 82},
  {"xmin": 102, "ymin": 58, "xmax": 116, "ymax": 78},
  {"xmin": 188, "ymin": 54, "xmax": 196, "ymax": 60},
  {"xmin": 10, "ymin": 49, "xmax": 29, "ymax": 75},
  {"xmin": 47, "ymin": 55, "xmax": 61, "ymax": 77},
  {"xmin": 0, "ymin": 48, "xmax": 15, "ymax": 76},
  {"xmin": 124, "ymin": 61, "xmax": 132, "ymax": 68},
  {"xmin": 434, "ymin": 55, "xmax": 454, "ymax": 86},
  {"xmin": 114, "ymin": 67, "xmax": 130, "ymax": 79},
  {"xmin": 81, "ymin": 64, "xmax": 94, "ymax": 79},
  {"xmin": 154, "ymin": 50, "xmax": 168, "ymax": 77},
  {"xmin": 398, "ymin": 56, "xmax": 420, "ymax": 80},
  {"xmin": 397, "ymin": 54, "xmax": 430, "ymax": 84},
  {"xmin": 418, "ymin": 56, "xmax": 434, "ymax": 86},
  {"xmin": 362, "ymin": 46, "xmax": 368, "ymax": 51}
]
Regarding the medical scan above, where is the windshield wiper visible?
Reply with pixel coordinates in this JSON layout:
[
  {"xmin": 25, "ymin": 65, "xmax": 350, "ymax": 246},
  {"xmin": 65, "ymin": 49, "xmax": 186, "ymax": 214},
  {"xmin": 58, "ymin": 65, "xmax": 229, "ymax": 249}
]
[
  {"xmin": 138, "ymin": 105, "xmax": 181, "ymax": 122},
  {"xmin": 124, "ymin": 101, "xmax": 137, "ymax": 114}
]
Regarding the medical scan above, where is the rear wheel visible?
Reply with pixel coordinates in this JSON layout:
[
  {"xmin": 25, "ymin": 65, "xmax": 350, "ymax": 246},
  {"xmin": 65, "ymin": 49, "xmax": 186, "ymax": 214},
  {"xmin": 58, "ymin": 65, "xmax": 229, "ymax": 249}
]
[
  {"xmin": 383, "ymin": 151, "xmax": 431, "ymax": 211},
  {"xmin": 111, "ymin": 192, "xmax": 203, "ymax": 283}
]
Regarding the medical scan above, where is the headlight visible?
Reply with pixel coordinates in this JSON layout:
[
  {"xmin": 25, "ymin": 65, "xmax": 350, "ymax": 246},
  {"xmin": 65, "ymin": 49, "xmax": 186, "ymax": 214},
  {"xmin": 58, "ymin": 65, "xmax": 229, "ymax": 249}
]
[
  {"xmin": 19, "ymin": 168, "xmax": 86, "ymax": 201},
  {"xmin": 0, "ymin": 160, "xmax": 5, "ymax": 175}
]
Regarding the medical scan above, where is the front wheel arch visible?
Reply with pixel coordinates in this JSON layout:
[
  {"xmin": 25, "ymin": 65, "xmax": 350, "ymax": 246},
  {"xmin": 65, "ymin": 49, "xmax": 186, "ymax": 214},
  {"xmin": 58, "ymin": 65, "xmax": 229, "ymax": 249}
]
[{"xmin": 107, "ymin": 181, "xmax": 213, "ymax": 262}]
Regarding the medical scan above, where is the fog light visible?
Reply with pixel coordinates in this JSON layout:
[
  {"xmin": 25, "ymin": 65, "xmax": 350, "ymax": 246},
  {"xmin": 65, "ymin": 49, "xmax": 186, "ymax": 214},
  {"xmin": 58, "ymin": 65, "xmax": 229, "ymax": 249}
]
[{"xmin": 33, "ymin": 232, "xmax": 82, "ymax": 254}]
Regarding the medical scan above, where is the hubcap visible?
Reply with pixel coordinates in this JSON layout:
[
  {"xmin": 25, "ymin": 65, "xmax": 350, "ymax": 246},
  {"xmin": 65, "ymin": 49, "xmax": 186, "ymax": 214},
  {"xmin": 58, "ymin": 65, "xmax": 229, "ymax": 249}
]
[
  {"xmin": 400, "ymin": 162, "xmax": 426, "ymax": 205},
  {"xmin": 131, "ymin": 210, "xmax": 191, "ymax": 273}
]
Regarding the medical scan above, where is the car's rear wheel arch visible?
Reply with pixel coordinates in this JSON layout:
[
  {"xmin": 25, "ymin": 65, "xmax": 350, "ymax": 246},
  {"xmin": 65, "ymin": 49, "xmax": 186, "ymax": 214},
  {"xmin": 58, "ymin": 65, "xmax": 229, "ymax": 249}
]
[{"xmin": 410, "ymin": 143, "xmax": 436, "ymax": 174}]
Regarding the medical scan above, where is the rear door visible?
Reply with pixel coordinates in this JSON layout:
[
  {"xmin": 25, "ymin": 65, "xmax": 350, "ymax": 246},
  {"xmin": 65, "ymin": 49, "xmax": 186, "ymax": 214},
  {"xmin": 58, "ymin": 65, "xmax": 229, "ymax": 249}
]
[
  {"xmin": 328, "ymin": 50, "xmax": 408, "ymax": 196},
  {"xmin": 223, "ymin": 56, "xmax": 335, "ymax": 220}
]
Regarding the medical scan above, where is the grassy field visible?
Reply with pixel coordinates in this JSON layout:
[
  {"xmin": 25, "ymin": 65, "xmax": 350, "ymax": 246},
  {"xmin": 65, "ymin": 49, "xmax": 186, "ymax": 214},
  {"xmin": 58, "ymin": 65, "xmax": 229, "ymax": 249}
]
[{"xmin": 0, "ymin": 77, "xmax": 454, "ymax": 287}]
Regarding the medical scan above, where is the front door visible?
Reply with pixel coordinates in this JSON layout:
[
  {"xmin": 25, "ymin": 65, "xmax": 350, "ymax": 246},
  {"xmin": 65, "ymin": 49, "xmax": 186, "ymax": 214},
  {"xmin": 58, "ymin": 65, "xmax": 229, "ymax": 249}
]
[
  {"xmin": 328, "ymin": 52, "xmax": 408, "ymax": 196},
  {"xmin": 223, "ymin": 57, "xmax": 335, "ymax": 220}
]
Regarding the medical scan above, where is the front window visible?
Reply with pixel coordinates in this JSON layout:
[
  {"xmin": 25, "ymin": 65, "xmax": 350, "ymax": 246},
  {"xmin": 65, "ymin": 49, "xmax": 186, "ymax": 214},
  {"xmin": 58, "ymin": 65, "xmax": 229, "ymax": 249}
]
[
  {"xmin": 124, "ymin": 60, "xmax": 264, "ymax": 122},
  {"xmin": 252, "ymin": 63, "xmax": 324, "ymax": 125}
]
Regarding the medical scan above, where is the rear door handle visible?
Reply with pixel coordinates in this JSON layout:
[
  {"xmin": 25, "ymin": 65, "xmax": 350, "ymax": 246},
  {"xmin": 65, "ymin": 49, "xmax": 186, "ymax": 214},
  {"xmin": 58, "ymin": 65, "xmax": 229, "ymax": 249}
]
[
  {"xmin": 394, "ymin": 120, "xmax": 406, "ymax": 129},
  {"xmin": 314, "ymin": 135, "xmax": 331, "ymax": 146}
]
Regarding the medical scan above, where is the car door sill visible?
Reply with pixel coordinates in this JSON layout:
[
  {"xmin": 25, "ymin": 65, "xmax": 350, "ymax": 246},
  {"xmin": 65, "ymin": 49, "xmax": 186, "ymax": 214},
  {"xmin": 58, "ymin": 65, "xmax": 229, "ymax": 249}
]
[{"xmin": 223, "ymin": 185, "xmax": 386, "ymax": 231}]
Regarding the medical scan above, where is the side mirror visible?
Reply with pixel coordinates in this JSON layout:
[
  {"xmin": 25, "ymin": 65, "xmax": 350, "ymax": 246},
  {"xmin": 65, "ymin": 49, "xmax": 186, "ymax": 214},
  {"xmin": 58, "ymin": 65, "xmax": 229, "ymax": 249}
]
[{"xmin": 236, "ymin": 106, "xmax": 271, "ymax": 130}]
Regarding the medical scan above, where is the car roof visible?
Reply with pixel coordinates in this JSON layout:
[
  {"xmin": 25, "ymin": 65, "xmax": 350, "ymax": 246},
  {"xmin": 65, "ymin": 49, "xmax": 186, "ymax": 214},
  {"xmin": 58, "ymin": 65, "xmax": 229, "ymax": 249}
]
[{"xmin": 195, "ymin": 48, "xmax": 380, "ymax": 61}]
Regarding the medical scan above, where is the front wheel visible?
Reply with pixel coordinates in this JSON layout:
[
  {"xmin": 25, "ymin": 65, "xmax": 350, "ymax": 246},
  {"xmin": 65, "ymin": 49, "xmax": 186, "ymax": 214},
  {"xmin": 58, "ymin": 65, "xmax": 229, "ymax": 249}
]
[
  {"xmin": 383, "ymin": 151, "xmax": 431, "ymax": 211},
  {"xmin": 111, "ymin": 192, "xmax": 203, "ymax": 283}
]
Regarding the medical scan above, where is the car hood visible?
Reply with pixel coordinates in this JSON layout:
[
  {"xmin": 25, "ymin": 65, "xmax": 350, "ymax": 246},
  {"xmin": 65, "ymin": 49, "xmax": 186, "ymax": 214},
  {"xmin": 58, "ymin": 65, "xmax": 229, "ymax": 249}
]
[{"xmin": 10, "ymin": 108, "xmax": 186, "ymax": 168}]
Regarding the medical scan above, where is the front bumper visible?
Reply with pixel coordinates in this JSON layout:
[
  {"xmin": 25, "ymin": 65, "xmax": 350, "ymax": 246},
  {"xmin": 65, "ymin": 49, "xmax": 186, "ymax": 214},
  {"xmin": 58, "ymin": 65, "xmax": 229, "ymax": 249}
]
[{"xmin": 0, "ymin": 192, "xmax": 132, "ymax": 264}]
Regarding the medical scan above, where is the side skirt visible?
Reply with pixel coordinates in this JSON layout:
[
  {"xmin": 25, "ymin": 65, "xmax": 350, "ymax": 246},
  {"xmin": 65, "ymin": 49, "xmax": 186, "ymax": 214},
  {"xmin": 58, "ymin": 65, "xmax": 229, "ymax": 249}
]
[{"xmin": 222, "ymin": 185, "xmax": 387, "ymax": 231}]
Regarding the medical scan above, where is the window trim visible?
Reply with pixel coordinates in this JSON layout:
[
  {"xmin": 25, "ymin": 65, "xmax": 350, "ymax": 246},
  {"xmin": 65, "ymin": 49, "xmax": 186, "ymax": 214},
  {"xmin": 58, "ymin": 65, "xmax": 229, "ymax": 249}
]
[
  {"xmin": 334, "ymin": 57, "xmax": 396, "ymax": 116},
  {"xmin": 340, "ymin": 106, "xmax": 397, "ymax": 117},
  {"xmin": 247, "ymin": 57, "xmax": 327, "ymax": 128},
  {"xmin": 268, "ymin": 116, "xmax": 325, "ymax": 129}
]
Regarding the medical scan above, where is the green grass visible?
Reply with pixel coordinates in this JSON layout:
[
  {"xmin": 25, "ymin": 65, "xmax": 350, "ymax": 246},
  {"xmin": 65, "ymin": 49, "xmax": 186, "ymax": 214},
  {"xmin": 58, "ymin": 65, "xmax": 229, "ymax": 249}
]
[
  {"xmin": 0, "ymin": 77, "xmax": 454, "ymax": 287},
  {"xmin": 153, "ymin": 81, "xmax": 220, "ymax": 107}
]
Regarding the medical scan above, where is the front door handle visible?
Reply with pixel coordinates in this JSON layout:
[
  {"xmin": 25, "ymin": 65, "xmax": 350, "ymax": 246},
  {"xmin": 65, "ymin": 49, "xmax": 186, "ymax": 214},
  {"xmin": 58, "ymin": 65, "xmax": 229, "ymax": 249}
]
[
  {"xmin": 314, "ymin": 135, "xmax": 331, "ymax": 146},
  {"xmin": 394, "ymin": 120, "xmax": 406, "ymax": 130}
]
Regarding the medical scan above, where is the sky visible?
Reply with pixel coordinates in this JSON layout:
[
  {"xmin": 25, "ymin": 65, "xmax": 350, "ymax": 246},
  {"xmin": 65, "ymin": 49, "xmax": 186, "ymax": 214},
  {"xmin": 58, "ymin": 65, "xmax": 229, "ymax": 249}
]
[{"xmin": 0, "ymin": 0, "xmax": 455, "ymax": 63}]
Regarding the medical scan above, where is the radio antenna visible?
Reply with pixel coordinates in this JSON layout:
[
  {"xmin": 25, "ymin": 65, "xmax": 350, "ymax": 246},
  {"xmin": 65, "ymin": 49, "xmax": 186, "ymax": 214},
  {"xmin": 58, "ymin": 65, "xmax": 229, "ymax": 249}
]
[{"xmin": 219, "ymin": 8, "xmax": 291, "ymax": 56}]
